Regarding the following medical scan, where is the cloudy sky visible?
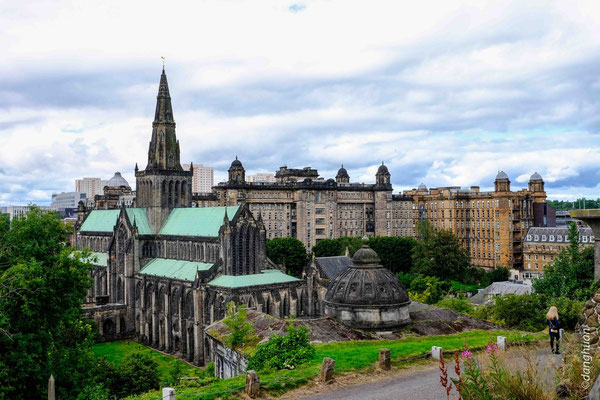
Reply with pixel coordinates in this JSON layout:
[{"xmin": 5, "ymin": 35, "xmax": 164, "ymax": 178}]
[{"xmin": 2, "ymin": 0, "xmax": 600, "ymax": 205}]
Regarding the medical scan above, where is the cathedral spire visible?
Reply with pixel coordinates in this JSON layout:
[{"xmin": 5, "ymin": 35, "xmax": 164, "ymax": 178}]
[
  {"xmin": 154, "ymin": 68, "xmax": 174, "ymax": 124},
  {"xmin": 145, "ymin": 68, "xmax": 182, "ymax": 171}
]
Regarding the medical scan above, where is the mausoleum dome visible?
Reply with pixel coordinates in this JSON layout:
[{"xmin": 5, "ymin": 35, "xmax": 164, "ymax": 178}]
[
  {"xmin": 495, "ymin": 170, "xmax": 509, "ymax": 180},
  {"xmin": 106, "ymin": 172, "xmax": 130, "ymax": 188},
  {"xmin": 230, "ymin": 157, "xmax": 243, "ymax": 168},
  {"xmin": 324, "ymin": 237, "xmax": 410, "ymax": 329},
  {"xmin": 336, "ymin": 165, "xmax": 349, "ymax": 178}
]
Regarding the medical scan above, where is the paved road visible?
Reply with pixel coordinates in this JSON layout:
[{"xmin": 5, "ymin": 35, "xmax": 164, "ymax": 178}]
[{"xmin": 300, "ymin": 346, "xmax": 558, "ymax": 400}]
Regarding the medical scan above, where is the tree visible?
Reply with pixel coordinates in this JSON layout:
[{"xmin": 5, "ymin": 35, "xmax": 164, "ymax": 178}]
[
  {"xmin": 533, "ymin": 222, "xmax": 596, "ymax": 300},
  {"xmin": 411, "ymin": 220, "xmax": 470, "ymax": 281},
  {"xmin": 312, "ymin": 239, "xmax": 342, "ymax": 257},
  {"xmin": 369, "ymin": 236, "xmax": 417, "ymax": 273},
  {"xmin": 223, "ymin": 301, "xmax": 257, "ymax": 349},
  {"xmin": 0, "ymin": 207, "xmax": 96, "ymax": 399},
  {"xmin": 118, "ymin": 352, "xmax": 160, "ymax": 397},
  {"xmin": 266, "ymin": 238, "xmax": 309, "ymax": 277}
]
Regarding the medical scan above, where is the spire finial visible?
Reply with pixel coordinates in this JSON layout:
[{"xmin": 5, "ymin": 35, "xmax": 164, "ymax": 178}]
[
  {"xmin": 161, "ymin": 56, "xmax": 166, "ymax": 71},
  {"xmin": 235, "ymin": 155, "xmax": 238, "ymax": 160},
  {"xmin": 341, "ymin": 164, "xmax": 344, "ymax": 168},
  {"xmin": 382, "ymin": 161, "xmax": 384, "ymax": 165}
]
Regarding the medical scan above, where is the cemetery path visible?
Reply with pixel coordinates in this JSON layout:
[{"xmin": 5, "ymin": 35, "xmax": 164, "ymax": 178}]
[{"xmin": 294, "ymin": 344, "xmax": 558, "ymax": 400}]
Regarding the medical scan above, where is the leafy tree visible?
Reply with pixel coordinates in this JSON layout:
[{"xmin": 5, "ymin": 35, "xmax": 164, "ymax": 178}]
[
  {"xmin": 335, "ymin": 236, "xmax": 363, "ymax": 256},
  {"xmin": 369, "ymin": 236, "xmax": 417, "ymax": 273},
  {"xmin": 266, "ymin": 238, "xmax": 309, "ymax": 277},
  {"xmin": 480, "ymin": 266, "xmax": 510, "ymax": 287},
  {"xmin": 247, "ymin": 324, "xmax": 315, "ymax": 371},
  {"xmin": 312, "ymin": 239, "xmax": 342, "ymax": 257},
  {"xmin": 118, "ymin": 352, "xmax": 160, "ymax": 397},
  {"xmin": 223, "ymin": 301, "xmax": 257, "ymax": 349},
  {"xmin": 533, "ymin": 222, "xmax": 596, "ymax": 300},
  {"xmin": 0, "ymin": 213, "xmax": 9, "ymax": 237},
  {"xmin": 436, "ymin": 297, "xmax": 475, "ymax": 315},
  {"xmin": 406, "ymin": 274, "xmax": 450, "ymax": 304},
  {"xmin": 0, "ymin": 207, "xmax": 96, "ymax": 399},
  {"xmin": 411, "ymin": 220, "xmax": 470, "ymax": 281},
  {"xmin": 486, "ymin": 293, "xmax": 546, "ymax": 331}
]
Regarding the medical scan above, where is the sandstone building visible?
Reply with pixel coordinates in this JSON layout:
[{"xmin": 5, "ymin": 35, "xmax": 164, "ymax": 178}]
[
  {"xmin": 522, "ymin": 225, "xmax": 594, "ymax": 281},
  {"xmin": 403, "ymin": 172, "xmax": 553, "ymax": 270},
  {"xmin": 214, "ymin": 162, "xmax": 415, "ymax": 251}
]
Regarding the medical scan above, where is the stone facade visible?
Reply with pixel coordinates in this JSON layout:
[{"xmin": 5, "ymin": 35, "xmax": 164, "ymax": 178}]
[
  {"xmin": 577, "ymin": 289, "xmax": 600, "ymax": 351},
  {"xmin": 76, "ymin": 69, "xmax": 301, "ymax": 366},
  {"xmin": 522, "ymin": 225, "xmax": 594, "ymax": 281},
  {"xmin": 214, "ymin": 162, "xmax": 414, "ymax": 251},
  {"xmin": 405, "ymin": 172, "xmax": 552, "ymax": 270}
]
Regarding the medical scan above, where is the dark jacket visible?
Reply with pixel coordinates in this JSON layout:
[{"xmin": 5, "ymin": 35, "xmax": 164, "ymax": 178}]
[{"xmin": 548, "ymin": 317, "xmax": 560, "ymax": 335}]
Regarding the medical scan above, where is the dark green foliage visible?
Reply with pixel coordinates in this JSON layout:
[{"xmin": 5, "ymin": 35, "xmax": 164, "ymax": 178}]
[
  {"xmin": 480, "ymin": 266, "xmax": 511, "ymax": 287},
  {"xmin": 533, "ymin": 222, "xmax": 596, "ymax": 301},
  {"xmin": 548, "ymin": 198, "xmax": 600, "ymax": 211},
  {"xmin": 397, "ymin": 272, "xmax": 451, "ymax": 304},
  {"xmin": 368, "ymin": 236, "xmax": 416, "ymax": 273},
  {"xmin": 266, "ymin": 238, "xmax": 309, "ymax": 277},
  {"xmin": 436, "ymin": 297, "xmax": 475, "ymax": 315},
  {"xmin": 312, "ymin": 239, "xmax": 342, "ymax": 257},
  {"xmin": 335, "ymin": 236, "xmax": 363, "ymax": 256},
  {"xmin": 411, "ymin": 220, "xmax": 470, "ymax": 281},
  {"xmin": 94, "ymin": 352, "xmax": 160, "ymax": 398},
  {"xmin": 247, "ymin": 324, "xmax": 315, "ymax": 371},
  {"xmin": 205, "ymin": 362, "xmax": 215, "ymax": 377},
  {"xmin": 119, "ymin": 352, "xmax": 160, "ymax": 396},
  {"xmin": 484, "ymin": 293, "xmax": 547, "ymax": 331},
  {"xmin": 472, "ymin": 293, "xmax": 585, "ymax": 331},
  {"xmin": 0, "ymin": 206, "xmax": 97, "ymax": 399},
  {"xmin": 167, "ymin": 360, "xmax": 183, "ymax": 387},
  {"xmin": 223, "ymin": 302, "xmax": 257, "ymax": 349},
  {"xmin": 0, "ymin": 213, "xmax": 9, "ymax": 236}
]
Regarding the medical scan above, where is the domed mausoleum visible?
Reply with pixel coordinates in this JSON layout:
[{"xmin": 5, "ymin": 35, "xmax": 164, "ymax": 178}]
[{"xmin": 324, "ymin": 237, "xmax": 411, "ymax": 329}]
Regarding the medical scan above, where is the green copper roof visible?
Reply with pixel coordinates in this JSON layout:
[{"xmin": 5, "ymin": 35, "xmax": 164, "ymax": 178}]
[
  {"xmin": 86, "ymin": 252, "xmax": 108, "ymax": 267},
  {"xmin": 79, "ymin": 208, "xmax": 152, "ymax": 234},
  {"xmin": 79, "ymin": 210, "xmax": 120, "ymax": 232},
  {"xmin": 70, "ymin": 251, "xmax": 108, "ymax": 267},
  {"xmin": 207, "ymin": 270, "xmax": 299, "ymax": 288},
  {"xmin": 139, "ymin": 258, "xmax": 213, "ymax": 282},
  {"xmin": 159, "ymin": 206, "xmax": 239, "ymax": 237},
  {"xmin": 126, "ymin": 208, "xmax": 153, "ymax": 235}
]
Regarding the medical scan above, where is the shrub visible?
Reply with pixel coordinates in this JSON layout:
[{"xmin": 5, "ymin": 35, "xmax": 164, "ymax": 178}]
[
  {"xmin": 312, "ymin": 239, "xmax": 343, "ymax": 257},
  {"xmin": 247, "ymin": 324, "xmax": 315, "ymax": 371},
  {"xmin": 544, "ymin": 296, "xmax": 584, "ymax": 330},
  {"xmin": 118, "ymin": 351, "xmax": 160, "ymax": 397},
  {"xmin": 486, "ymin": 294, "xmax": 546, "ymax": 331},
  {"xmin": 437, "ymin": 297, "xmax": 475, "ymax": 315},
  {"xmin": 407, "ymin": 274, "xmax": 450, "ymax": 304}
]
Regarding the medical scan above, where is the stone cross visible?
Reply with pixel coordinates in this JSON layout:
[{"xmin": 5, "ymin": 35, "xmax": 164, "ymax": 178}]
[
  {"xmin": 320, "ymin": 357, "xmax": 336, "ymax": 383},
  {"xmin": 378, "ymin": 348, "xmax": 391, "ymax": 370},
  {"xmin": 245, "ymin": 370, "xmax": 260, "ymax": 398},
  {"xmin": 570, "ymin": 210, "xmax": 600, "ymax": 281}
]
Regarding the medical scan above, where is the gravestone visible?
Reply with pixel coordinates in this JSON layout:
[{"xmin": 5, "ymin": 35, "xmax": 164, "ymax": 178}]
[
  {"xmin": 432, "ymin": 346, "xmax": 443, "ymax": 360},
  {"xmin": 497, "ymin": 336, "xmax": 507, "ymax": 351},
  {"xmin": 378, "ymin": 348, "xmax": 391, "ymax": 370},
  {"xmin": 245, "ymin": 370, "xmax": 260, "ymax": 398},
  {"xmin": 162, "ymin": 388, "xmax": 175, "ymax": 400},
  {"xmin": 320, "ymin": 357, "xmax": 335, "ymax": 383}
]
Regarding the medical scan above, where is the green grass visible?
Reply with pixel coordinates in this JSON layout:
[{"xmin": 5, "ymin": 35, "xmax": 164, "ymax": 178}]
[
  {"xmin": 125, "ymin": 329, "xmax": 546, "ymax": 400},
  {"xmin": 92, "ymin": 340, "xmax": 203, "ymax": 381}
]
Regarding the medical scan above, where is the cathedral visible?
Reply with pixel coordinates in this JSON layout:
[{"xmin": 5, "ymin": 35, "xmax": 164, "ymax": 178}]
[{"xmin": 76, "ymin": 68, "xmax": 304, "ymax": 366}]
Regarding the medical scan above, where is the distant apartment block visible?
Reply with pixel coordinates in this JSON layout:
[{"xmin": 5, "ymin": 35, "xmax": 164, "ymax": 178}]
[
  {"xmin": 182, "ymin": 163, "xmax": 214, "ymax": 193},
  {"xmin": 1, "ymin": 205, "xmax": 56, "ymax": 221},
  {"xmin": 75, "ymin": 177, "xmax": 107, "ymax": 199},
  {"xmin": 51, "ymin": 192, "xmax": 86, "ymax": 212},
  {"xmin": 246, "ymin": 173, "xmax": 276, "ymax": 183}
]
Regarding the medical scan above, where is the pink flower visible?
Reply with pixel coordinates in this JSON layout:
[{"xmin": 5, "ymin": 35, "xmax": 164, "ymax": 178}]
[
  {"xmin": 461, "ymin": 350, "xmax": 472, "ymax": 361},
  {"xmin": 486, "ymin": 344, "xmax": 499, "ymax": 355}
]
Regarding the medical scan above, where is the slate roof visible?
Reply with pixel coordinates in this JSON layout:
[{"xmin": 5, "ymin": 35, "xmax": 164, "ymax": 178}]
[
  {"xmin": 79, "ymin": 208, "xmax": 153, "ymax": 235},
  {"xmin": 470, "ymin": 281, "xmax": 532, "ymax": 305},
  {"xmin": 207, "ymin": 270, "xmax": 299, "ymax": 288},
  {"xmin": 525, "ymin": 226, "xmax": 594, "ymax": 243},
  {"xmin": 315, "ymin": 256, "xmax": 352, "ymax": 280},
  {"xmin": 139, "ymin": 258, "xmax": 213, "ymax": 281},
  {"xmin": 159, "ymin": 206, "xmax": 240, "ymax": 237}
]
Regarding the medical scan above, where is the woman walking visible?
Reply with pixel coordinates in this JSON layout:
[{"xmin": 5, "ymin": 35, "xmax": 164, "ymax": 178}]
[{"xmin": 547, "ymin": 306, "xmax": 560, "ymax": 354}]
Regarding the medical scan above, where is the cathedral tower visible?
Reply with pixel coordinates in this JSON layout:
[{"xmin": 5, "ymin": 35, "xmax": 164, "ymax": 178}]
[{"xmin": 135, "ymin": 68, "xmax": 193, "ymax": 232}]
